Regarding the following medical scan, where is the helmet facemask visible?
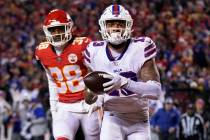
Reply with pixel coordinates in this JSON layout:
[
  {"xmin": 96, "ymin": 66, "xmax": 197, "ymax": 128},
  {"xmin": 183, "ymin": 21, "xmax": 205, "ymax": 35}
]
[
  {"xmin": 100, "ymin": 20, "xmax": 132, "ymax": 45},
  {"xmin": 99, "ymin": 5, "xmax": 133, "ymax": 45},
  {"xmin": 43, "ymin": 22, "xmax": 73, "ymax": 47}
]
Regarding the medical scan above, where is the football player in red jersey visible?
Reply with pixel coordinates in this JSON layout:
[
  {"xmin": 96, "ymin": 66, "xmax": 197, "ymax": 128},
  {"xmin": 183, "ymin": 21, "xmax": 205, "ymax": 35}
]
[{"xmin": 35, "ymin": 9, "xmax": 100, "ymax": 140}]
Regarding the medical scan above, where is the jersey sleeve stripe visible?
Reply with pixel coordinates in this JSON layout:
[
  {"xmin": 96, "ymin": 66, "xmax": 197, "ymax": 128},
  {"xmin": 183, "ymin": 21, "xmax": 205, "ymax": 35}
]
[
  {"xmin": 144, "ymin": 48, "xmax": 156, "ymax": 57},
  {"xmin": 84, "ymin": 55, "xmax": 90, "ymax": 63},
  {"xmin": 83, "ymin": 52, "xmax": 90, "ymax": 59},
  {"xmin": 84, "ymin": 49, "xmax": 90, "ymax": 57},
  {"xmin": 144, "ymin": 44, "xmax": 155, "ymax": 52}
]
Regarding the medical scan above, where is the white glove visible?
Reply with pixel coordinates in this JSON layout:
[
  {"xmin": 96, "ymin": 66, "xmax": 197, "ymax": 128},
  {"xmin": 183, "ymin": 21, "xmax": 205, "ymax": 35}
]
[
  {"xmin": 102, "ymin": 73, "xmax": 128, "ymax": 93},
  {"xmin": 88, "ymin": 95, "xmax": 104, "ymax": 117},
  {"xmin": 88, "ymin": 103, "xmax": 102, "ymax": 117},
  {"xmin": 88, "ymin": 103, "xmax": 104, "ymax": 124}
]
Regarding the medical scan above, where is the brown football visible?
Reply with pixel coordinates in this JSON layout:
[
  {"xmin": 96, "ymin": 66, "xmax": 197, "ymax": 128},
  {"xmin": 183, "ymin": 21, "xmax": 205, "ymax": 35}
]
[{"xmin": 83, "ymin": 71, "xmax": 111, "ymax": 94}]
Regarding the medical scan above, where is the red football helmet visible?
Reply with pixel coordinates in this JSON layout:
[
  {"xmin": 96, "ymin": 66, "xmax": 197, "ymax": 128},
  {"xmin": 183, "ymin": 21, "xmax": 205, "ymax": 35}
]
[{"xmin": 43, "ymin": 9, "xmax": 73, "ymax": 47}]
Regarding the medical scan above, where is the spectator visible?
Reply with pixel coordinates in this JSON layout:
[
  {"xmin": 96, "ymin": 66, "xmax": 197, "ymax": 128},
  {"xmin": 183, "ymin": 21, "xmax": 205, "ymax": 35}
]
[
  {"xmin": 195, "ymin": 98, "xmax": 210, "ymax": 140},
  {"xmin": 0, "ymin": 90, "xmax": 13, "ymax": 140},
  {"xmin": 19, "ymin": 98, "xmax": 33, "ymax": 140},
  {"xmin": 11, "ymin": 111, "xmax": 22, "ymax": 140},
  {"xmin": 178, "ymin": 103, "xmax": 204, "ymax": 140},
  {"xmin": 29, "ymin": 99, "xmax": 47, "ymax": 140},
  {"xmin": 151, "ymin": 97, "xmax": 180, "ymax": 140}
]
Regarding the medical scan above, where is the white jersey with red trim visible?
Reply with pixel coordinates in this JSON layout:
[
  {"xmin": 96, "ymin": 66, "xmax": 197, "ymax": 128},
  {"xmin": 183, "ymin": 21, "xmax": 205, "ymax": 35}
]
[{"xmin": 84, "ymin": 36, "xmax": 157, "ymax": 121}]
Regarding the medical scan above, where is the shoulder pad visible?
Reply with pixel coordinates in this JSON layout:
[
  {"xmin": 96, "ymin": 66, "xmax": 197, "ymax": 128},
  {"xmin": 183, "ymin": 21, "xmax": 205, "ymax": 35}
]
[
  {"xmin": 73, "ymin": 37, "xmax": 92, "ymax": 45},
  {"xmin": 88, "ymin": 41, "xmax": 106, "ymax": 48},
  {"xmin": 132, "ymin": 36, "xmax": 157, "ymax": 59},
  {"xmin": 132, "ymin": 37, "xmax": 154, "ymax": 45},
  {"xmin": 36, "ymin": 42, "xmax": 50, "ymax": 50}
]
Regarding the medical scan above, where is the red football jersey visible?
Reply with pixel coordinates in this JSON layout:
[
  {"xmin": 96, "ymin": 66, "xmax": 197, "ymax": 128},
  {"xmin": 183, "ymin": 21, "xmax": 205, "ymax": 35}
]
[{"xmin": 35, "ymin": 37, "xmax": 91, "ymax": 103}]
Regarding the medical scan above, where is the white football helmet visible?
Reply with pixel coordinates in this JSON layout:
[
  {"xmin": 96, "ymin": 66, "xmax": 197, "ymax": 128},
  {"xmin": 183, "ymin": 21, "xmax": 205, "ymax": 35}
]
[{"xmin": 99, "ymin": 4, "xmax": 133, "ymax": 45}]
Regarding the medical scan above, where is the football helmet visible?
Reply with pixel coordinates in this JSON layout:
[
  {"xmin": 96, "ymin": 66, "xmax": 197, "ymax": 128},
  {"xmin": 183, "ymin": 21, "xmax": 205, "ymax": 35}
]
[
  {"xmin": 43, "ymin": 9, "xmax": 73, "ymax": 47},
  {"xmin": 99, "ymin": 5, "xmax": 133, "ymax": 45}
]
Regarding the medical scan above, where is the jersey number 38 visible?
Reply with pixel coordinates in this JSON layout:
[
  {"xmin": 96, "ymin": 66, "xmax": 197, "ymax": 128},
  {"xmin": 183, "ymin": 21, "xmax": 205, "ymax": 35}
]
[{"xmin": 48, "ymin": 65, "xmax": 85, "ymax": 94}]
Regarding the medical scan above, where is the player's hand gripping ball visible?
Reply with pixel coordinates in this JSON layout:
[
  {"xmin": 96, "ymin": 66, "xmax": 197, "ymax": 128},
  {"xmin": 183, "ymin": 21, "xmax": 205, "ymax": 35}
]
[{"xmin": 84, "ymin": 71, "xmax": 111, "ymax": 94}]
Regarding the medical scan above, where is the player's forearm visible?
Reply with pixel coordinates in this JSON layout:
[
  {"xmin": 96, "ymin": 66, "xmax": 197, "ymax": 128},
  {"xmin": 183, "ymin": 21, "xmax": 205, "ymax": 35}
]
[
  {"xmin": 49, "ymin": 100, "xmax": 58, "ymax": 111},
  {"xmin": 124, "ymin": 79, "xmax": 162, "ymax": 100},
  {"xmin": 48, "ymin": 84, "xmax": 58, "ymax": 103},
  {"xmin": 47, "ymin": 73, "xmax": 58, "ymax": 99},
  {"xmin": 47, "ymin": 75, "xmax": 58, "ymax": 110}
]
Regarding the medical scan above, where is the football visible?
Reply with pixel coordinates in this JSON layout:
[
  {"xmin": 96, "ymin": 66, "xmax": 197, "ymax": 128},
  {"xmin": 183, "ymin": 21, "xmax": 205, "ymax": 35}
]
[{"xmin": 83, "ymin": 71, "xmax": 111, "ymax": 94}]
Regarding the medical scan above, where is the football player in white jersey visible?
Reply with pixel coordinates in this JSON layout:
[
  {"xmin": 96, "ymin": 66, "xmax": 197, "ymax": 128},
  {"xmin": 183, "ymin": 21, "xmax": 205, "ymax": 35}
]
[{"xmin": 84, "ymin": 4, "xmax": 162, "ymax": 140}]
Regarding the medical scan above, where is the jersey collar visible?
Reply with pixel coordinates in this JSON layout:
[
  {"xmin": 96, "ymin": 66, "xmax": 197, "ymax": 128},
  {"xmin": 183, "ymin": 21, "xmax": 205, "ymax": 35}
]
[
  {"xmin": 50, "ymin": 36, "xmax": 75, "ymax": 55},
  {"xmin": 106, "ymin": 40, "xmax": 130, "ymax": 61}
]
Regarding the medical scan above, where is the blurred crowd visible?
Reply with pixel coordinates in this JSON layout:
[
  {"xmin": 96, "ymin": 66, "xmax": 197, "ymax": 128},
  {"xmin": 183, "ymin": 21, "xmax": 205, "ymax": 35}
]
[
  {"xmin": 0, "ymin": 0, "xmax": 210, "ymax": 140},
  {"xmin": 150, "ymin": 97, "xmax": 210, "ymax": 140}
]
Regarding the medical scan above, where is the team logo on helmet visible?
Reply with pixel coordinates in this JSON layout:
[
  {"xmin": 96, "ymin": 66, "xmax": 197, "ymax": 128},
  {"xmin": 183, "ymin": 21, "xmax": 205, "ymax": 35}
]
[{"xmin": 68, "ymin": 53, "xmax": 78, "ymax": 63}]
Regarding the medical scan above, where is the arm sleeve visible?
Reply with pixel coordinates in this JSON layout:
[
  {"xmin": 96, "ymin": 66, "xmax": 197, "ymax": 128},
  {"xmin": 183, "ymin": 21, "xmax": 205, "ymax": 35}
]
[
  {"xmin": 124, "ymin": 80, "xmax": 162, "ymax": 100},
  {"xmin": 46, "ymin": 70, "xmax": 58, "ymax": 111},
  {"xmin": 35, "ymin": 43, "xmax": 58, "ymax": 111},
  {"xmin": 124, "ymin": 37, "xmax": 161, "ymax": 99}
]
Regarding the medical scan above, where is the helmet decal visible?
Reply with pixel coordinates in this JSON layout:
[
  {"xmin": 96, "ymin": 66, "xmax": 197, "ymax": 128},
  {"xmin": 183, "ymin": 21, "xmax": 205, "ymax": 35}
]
[{"xmin": 112, "ymin": 4, "xmax": 120, "ymax": 16}]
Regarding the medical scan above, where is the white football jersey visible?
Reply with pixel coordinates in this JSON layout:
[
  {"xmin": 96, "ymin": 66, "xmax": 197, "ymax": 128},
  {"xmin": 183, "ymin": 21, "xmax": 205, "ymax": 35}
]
[{"xmin": 84, "ymin": 37, "xmax": 157, "ymax": 121}]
